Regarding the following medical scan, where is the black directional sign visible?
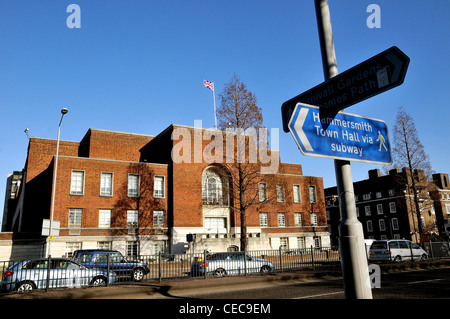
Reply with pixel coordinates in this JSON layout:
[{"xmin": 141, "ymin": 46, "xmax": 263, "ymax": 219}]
[{"xmin": 281, "ymin": 46, "xmax": 410, "ymax": 132}]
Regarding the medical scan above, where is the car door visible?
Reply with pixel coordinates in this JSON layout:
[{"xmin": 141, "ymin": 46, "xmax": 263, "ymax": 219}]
[
  {"xmin": 410, "ymin": 242, "xmax": 424, "ymax": 260},
  {"xmin": 398, "ymin": 241, "xmax": 411, "ymax": 260},
  {"xmin": 388, "ymin": 241, "xmax": 400, "ymax": 261},
  {"xmin": 67, "ymin": 260, "xmax": 87, "ymax": 287}
]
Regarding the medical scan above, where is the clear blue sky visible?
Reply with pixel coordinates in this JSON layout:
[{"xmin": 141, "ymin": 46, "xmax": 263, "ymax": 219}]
[{"xmin": 1, "ymin": 1, "xmax": 449, "ymax": 227}]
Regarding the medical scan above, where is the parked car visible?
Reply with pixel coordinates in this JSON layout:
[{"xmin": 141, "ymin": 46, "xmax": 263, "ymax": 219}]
[
  {"xmin": 369, "ymin": 240, "xmax": 428, "ymax": 262},
  {"xmin": 364, "ymin": 239, "xmax": 375, "ymax": 258},
  {"xmin": 191, "ymin": 252, "xmax": 274, "ymax": 277},
  {"xmin": 0, "ymin": 257, "xmax": 116, "ymax": 292},
  {"xmin": 72, "ymin": 249, "xmax": 149, "ymax": 281}
]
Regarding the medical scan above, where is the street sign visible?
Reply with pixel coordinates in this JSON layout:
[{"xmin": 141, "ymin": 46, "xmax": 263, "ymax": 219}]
[
  {"xmin": 41, "ymin": 219, "xmax": 60, "ymax": 236},
  {"xmin": 288, "ymin": 103, "xmax": 392, "ymax": 164},
  {"xmin": 281, "ymin": 46, "xmax": 409, "ymax": 132}
]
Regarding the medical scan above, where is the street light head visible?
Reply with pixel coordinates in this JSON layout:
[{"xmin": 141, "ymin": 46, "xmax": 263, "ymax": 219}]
[{"xmin": 61, "ymin": 108, "xmax": 68, "ymax": 115}]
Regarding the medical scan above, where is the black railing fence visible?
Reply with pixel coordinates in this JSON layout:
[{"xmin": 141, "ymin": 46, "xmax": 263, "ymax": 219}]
[{"xmin": 1, "ymin": 242, "xmax": 449, "ymax": 294}]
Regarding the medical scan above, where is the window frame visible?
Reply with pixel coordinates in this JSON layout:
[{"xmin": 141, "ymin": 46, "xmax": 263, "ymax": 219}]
[
  {"xmin": 68, "ymin": 208, "xmax": 82, "ymax": 228},
  {"xmin": 153, "ymin": 176, "xmax": 165, "ymax": 199},
  {"xmin": 70, "ymin": 170, "xmax": 85, "ymax": 195},
  {"xmin": 98, "ymin": 209, "xmax": 111, "ymax": 228},
  {"xmin": 127, "ymin": 174, "xmax": 140, "ymax": 198},
  {"xmin": 100, "ymin": 172, "xmax": 113, "ymax": 197}
]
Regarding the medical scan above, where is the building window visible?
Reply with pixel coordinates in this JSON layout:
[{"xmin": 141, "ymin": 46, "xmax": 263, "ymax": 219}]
[
  {"xmin": 153, "ymin": 210, "xmax": 164, "ymax": 228},
  {"xmin": 310, "ymin": 213, "xmax": 318, "ymax": 226},
  {"xmin": 98, "ymin": 209, "xmax": 111, "ymax": 228},
  {"xmin": 153, "ymin": 176, "xmax": 165, "ymax": 198},
  {"xmin": 309, "ymin": 186, "xmax": 317, "ymax": 204},
  {"xmin": 70, "ymin": 170, "xmax": 84, "ymax": 195},
  {"xmin": 379, "ymin": 219, "xmax": 386, "ymax": 231},
  {"xmin": 126, "ymin": 241, "xmax": 139, "ymax": 258},
  {"xmin": 204, "ymin": 217, "xmax": 226, "ymax": 232},
  {"xmin": 293, "ymin": 185, "xmax": 301, "ymax": 203},
  {"xmin": 365, "ymin": 206, "xmax": 371, "ymax": 216},
  {"xmin": 388, "ymin": 189, "xmax": 395, "ymax": 197},
  {"xmin": 356, "ymin": 207, "xmax": 360, "ymax": 217},
  {"xmin": 100, "ymin": 172, "xmax": 113, "ymax": 196},
  {"xmin": 202, "ymin": 167, "xmax": 228, "ymax": 206},
  {"xmin": 97, "ymin": 241, "xmax": 112, "ymax": 250},
  {"xmin": 392, "ymin": 218, "xmax": 399, "ymax": 230},
  {"xmin": 127, "ymin": 210, "xmax": 138, "ymax": 228},
  {"xmin": 294, "ymin": 213, "xmax": 302, "ymax": 226},
  {"xmin": 260, "ymin": 212, "xmax": 268, "ymax": 227},
  {"xmin": 66, "ymin": 242, "xmax": 82, "ymax": 257},
  {"xmin": 313, "ymin": 236, "xmax": 321, "ymax": 248},
  {"xmin": 258, "ymin": 183, "xmax": 267, "ymax": 202},
  {"xmin": 276, "ymin": 185, "xmax": 285, "ymax": 202},
  {"xmin": 445, "ymin": 204, "xmax": 450, "ymax": 215},
  {"xmin": 389, "ymin": 202, "xmax": 397, "ymax": 213},
  {"xmin": 128, "ymin": 174, "xmax": 140, "ymax": 197},
  {"xmin": 367, "ymin": 220, "xmax": 373, "ymax": 232},
  {"xmin": 280, "ymin": 237, "xmax": 288, "ymax": 250},
  {"xmin": 297, "ymin": 237, "xmax": 306, "ymax": 250},
  {"xmin": 376, "ymin": 191, "xmax": 382, "ymax": 198},
  {"xmin": 363, "ymin": 193, "xmax": 371, "ymax": 200},
  {"xmin": 278, "ymin": 213, "xmax": 286, "ymax": 227},
  {"xmin": 68, "ymin": 208, "xmax": 82, "ymax": 228},
  {"xmin": 377, "ymin": 204, "xmax": 383, "ymax": 215}
]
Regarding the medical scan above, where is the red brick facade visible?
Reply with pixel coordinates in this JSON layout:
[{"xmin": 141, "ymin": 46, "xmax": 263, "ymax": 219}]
[{"xmin": 5, "ymin": 126, "xmax": 329, "ymax": 257}]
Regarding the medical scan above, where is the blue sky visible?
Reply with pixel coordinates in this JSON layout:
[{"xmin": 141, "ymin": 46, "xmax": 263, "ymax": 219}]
[{"xmin": 1, "ymin": 1, "xmax": 449, "ymax": 226}]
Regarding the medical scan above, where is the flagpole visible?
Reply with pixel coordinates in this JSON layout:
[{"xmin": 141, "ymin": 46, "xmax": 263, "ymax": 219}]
[{"xmin": 213, "ymin": 85, "xmax": 217, "ymax": 129}]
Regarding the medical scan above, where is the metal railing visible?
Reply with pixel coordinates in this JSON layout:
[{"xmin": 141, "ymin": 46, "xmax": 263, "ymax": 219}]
[{"xmin": 2, "ymin": 242, "xmax": 448, "ymax": 294}]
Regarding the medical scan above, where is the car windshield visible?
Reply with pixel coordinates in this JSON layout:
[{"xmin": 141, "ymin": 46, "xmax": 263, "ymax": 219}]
[{"xmin": 371, "ymin": 242, "xmax": 388, "ymax": 250}]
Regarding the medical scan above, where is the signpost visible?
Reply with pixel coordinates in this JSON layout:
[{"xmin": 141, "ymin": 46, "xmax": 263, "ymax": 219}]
[
  {"xmin": 42, "ymin": 219, "xmax": 60, "ymax": 237},
  {"xmin": 288, "ymin": 103, "xmax": 392, "ymax": 164},
  {"xmin": 281, "ymin": 46, "xmax": 410, "ymax": 132}
]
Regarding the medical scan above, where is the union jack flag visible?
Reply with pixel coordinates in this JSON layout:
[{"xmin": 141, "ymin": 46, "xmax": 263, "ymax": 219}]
[{"xmin": 203, "ymin": 80, "xmax": 214, "ymax": 91}]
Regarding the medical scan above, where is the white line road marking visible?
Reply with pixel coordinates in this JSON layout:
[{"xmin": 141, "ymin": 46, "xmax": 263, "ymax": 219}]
[
  {"xmin": 407, "ymin": 279, "xmax": 445, "ymax": 285},
  {"xmin": 292, "ymin": 291, "xmax": 345, "ymax": 299}
]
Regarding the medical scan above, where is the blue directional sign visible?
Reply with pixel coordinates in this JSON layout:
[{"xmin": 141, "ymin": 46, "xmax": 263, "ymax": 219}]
[{"xmin": 288, "ymin": 103, "xmax": 392, "ymax": 164}]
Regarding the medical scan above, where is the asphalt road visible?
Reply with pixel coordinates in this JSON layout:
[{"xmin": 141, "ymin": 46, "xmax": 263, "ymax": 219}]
[
  {"xmin": 172, "ymin": 267, "xmax": 450, "ymax": 299},
  {"xmin": 97, "ymin": 266, "xmax": 450, "ymax": 300}
]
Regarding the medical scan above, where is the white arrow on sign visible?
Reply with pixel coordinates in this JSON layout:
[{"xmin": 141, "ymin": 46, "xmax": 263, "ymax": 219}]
[{"xmin": 293, "ymin": 107, "xmax": 313, "ymax": 152}]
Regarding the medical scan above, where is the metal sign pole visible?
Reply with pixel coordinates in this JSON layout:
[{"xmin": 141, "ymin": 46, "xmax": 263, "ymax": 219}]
[{"xmin": 314, "ymin": 0, "xmax": 372, "ymax": 299}]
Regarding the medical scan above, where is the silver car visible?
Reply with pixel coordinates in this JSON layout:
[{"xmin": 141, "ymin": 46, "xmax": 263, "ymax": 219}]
[
  {"xmin": 369, "ymin": 240, "xmax": 428, "ymax": 262},
  {"xmin": 1, "ymin": 258, "xmax": 116, "ymax": 292},
  {"xmin": 191, "ymin": 252, "xmax": 274, "ymax": 277}
]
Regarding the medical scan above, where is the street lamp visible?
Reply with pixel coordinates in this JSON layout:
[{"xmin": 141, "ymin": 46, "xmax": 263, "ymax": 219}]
[{"xmin": 47, "ymin": 108, "xmax": 68, "ymax": 257}]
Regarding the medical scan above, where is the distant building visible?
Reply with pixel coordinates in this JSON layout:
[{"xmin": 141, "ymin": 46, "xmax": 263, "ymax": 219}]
[
  {"xmin": 325, "ymin": 168, "xmax": 450, "ymax": 245},
  {"xmin": 2, "ymin": 126, "xmax": 329, "ymax": 259}
]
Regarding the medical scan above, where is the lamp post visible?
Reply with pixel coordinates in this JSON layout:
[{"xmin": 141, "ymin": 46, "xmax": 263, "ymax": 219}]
[{"xmin": 46, "ymin": 108, "xmax": 68, "ymax": 257}]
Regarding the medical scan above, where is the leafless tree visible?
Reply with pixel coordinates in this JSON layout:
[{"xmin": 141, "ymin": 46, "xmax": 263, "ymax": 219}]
[
  {"xmin": 389, "ymin": 106, "xmax": 434, "ymax": 240},
  {"xmin": 217, "ymin": 74, "xmax": 266, "ymax": 251}
]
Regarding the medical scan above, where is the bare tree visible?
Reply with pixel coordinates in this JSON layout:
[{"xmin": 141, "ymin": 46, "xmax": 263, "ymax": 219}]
[
  {"xmin": 217, "ymin": 74, "xmax": 265, "ymax": 251},
  {"xmin": 390, "ymin": 106, "xmax": 434, "ymax": 240}
]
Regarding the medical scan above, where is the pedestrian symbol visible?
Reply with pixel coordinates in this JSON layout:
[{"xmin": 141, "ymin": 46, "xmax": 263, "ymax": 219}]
[{"xmin": 376, "ymin": 131, "xmax": 388, "ymax": 152}]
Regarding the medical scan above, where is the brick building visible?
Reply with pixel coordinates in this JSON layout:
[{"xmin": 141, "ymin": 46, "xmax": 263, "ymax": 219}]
[
  {"xmin": 325, "ymin": 168, "xmax": 450, "ymax": 246},
  {"xmin": 2, "ymin": 125, "xmax": 329, "ymax": 258}
]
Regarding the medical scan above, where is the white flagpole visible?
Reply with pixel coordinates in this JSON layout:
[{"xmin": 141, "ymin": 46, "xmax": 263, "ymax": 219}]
[{"xmin": 212, "ymin": 84, "xmax": 217, "ymax": 129}]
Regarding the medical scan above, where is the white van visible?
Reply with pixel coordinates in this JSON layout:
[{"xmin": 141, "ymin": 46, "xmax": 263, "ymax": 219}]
[{"xmin": 369, "ymin": 240, "xmax": 428, "ymax": 262}]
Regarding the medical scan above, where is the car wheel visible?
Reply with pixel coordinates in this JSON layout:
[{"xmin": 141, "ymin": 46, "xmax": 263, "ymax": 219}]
[
  {"xmin": 260, "ymin": 265, "xmax": 271, "ymax": 274},
  {"xmin": 393, "ymin": 256, "xmax": 402, "ymax": 262},
  {"xmin": 421, "ymin": 254, "xmax": 427, "ymax": 260},
  {"xmin": 16, "ymin": 281, "xmax": 35, "ymax": 292},
  {"xmin": 90, "ymin": 276, "xmax": 107, "ymax": 286},
  {"xmin": 214, "ymin": 268, "xmax": 227, "ymax": 278},
  {"xmin": 132, "ymin": 268, "xmax": 145, "ymax": 281}
]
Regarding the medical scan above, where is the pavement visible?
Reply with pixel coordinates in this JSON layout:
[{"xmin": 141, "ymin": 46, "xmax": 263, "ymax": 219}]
[{"xmin": 2, "ymin": 258, "xmax": 450, "ymax": 299}]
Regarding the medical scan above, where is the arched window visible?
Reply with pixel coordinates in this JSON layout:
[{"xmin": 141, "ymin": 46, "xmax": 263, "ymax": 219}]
[{"xmin": 202, "ymin": 167, "xmax": 228, "ymax": 206}]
